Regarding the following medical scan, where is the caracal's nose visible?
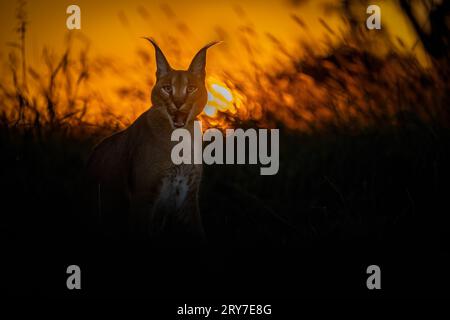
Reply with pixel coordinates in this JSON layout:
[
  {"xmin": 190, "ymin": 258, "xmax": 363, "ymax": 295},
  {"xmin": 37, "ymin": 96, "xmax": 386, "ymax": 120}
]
[{"xmin": 174, "ymin": 100, "xmax": 184, "ymax": 109}]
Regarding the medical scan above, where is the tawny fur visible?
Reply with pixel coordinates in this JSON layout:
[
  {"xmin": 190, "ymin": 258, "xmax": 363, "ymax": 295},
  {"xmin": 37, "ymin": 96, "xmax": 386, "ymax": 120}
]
[{"xmin": 87, "ymin": 39, "xmax": 218, "ymax": 242}]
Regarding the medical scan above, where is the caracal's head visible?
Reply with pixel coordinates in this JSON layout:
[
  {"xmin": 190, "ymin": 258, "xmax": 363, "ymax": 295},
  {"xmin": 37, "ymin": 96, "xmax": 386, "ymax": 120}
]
[{"xmin": 144, "ymin": 38, "xmax": 219, "ymax": 129}]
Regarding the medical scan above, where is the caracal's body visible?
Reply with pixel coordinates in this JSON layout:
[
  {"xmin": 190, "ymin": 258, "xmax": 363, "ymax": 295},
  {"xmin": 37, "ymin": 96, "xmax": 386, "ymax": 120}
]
[{"xmin": 87, "ymin": 39, "xmax": 218, "ymax": 243}]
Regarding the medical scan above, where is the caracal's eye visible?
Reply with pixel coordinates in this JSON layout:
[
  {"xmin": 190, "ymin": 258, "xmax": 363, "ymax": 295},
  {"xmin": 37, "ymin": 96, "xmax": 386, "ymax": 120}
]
[
  {"xmin": 162, "ymin": 85, "xmax": 172, "ymax": 93},
  {"xmin": 187, "ymin": 85, "xmax": 197, "ymax": 93}
]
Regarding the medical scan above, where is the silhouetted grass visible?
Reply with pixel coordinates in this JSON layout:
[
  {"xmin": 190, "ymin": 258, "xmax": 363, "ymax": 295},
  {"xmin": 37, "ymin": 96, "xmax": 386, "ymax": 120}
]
[{"xmin": 1, "ymin": 0, "xmax": 449, "ymax": 252}]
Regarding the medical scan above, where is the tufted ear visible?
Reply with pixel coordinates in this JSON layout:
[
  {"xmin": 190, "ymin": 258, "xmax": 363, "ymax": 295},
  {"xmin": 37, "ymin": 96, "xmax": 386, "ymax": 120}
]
[
  {"xmin": 143, "ymin": 37, "xmax": 172, "ymax": 78},
  {"xmin": 188, "ymin": 41, "xmax": 221, "ymax": 76}
]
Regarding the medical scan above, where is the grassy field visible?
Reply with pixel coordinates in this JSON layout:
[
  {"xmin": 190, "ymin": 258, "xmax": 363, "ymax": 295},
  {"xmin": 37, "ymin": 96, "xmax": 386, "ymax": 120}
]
[
  {"xmin": 1, "ymin": 1, "xmax": 450, "ymax": 297},
  {"xmin": 1, "ymin": 23, "xmax": 449, "ymax": 252},
  {"xmin": 1, "ymin": 120, "xmax": 449, "ymax": 249},
  {"xmin": 2, "ymin": 119, "xmax": 450, "ymax": 297}
]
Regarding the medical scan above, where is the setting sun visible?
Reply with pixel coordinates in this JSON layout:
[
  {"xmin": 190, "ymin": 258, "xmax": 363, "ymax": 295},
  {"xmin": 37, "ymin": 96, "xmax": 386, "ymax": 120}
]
[{"xmin": 204, "ymin": 79, "xmax": 236, "ymax": 118}]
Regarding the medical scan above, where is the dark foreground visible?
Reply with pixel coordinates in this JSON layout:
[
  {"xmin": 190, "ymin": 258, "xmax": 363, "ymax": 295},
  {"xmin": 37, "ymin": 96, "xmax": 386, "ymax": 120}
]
[{"xmin": 1, "ymin": 123, "xmax": 449, "ymax": 299}]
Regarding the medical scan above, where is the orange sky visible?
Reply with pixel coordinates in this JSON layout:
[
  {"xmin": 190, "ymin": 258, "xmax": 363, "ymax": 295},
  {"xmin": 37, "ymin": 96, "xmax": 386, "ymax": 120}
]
[
  {"xmin": 0, "ymin": 0, "xmax": 425, "ymax": 70},
  {"xmin": 0, "ymin": 0, "xmax": 428, "ymax": 125}
]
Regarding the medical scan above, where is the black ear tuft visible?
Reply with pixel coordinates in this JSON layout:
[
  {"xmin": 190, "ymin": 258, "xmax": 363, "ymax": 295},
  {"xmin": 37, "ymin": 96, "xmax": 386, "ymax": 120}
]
[
  {"xmin": 142, "ymin": 37, "xmax": 172, "ymax": 78},
  {"xmin": 188, "ymin": 41, "xmax": 221, "ymax": 76}
]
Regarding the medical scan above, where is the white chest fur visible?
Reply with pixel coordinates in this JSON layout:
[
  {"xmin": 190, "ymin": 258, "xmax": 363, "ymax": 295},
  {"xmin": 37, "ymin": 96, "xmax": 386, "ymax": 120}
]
[
  {"xmin": 154, "ymin": 165, "xmax": 199, "ymax": 213},
  {"xmin": 159, "ymin": 173, "xmax": 190, "ymax": 210}
]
